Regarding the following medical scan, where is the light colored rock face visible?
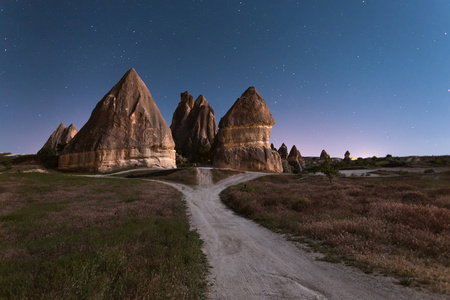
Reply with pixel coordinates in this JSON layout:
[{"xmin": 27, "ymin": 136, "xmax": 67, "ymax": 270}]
[
  {"xmin": 170, "ymin": 93, "xmax": 217, "ymax": 160},
  {"xmin": 214, "ymin": 87, "xmax": 282, "ymax": 173},
  {"xmin": 59, "ymin": 68, "xmax": 175, "ymax": 172},
  {"xmin": 41, "ymin": 123, "xmax": 78, "ymax": 153},
  {"xmin": 214, "ymin": 147, "xmax": 282, "ymax": 172},
  {"xmin": 59, "ymin": 148, "xmax": 175, "ymax": 173}
]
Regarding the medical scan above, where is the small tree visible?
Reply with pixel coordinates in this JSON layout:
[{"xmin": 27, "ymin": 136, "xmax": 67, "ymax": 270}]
[{"xmin": 321, "ymin": 156, "xmax": 339, "ymax": 184}]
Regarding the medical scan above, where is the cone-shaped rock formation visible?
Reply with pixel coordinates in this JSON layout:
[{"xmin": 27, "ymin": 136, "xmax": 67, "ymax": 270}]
[
  {"xmin": 213, "ymin": 87, "xmax": 282, "ymax": 172},
  {"xmin": 170, "ymin": 93, "xmax": 217, "ymax": 160},
  {"xmin": 40, "ymin": 123, "xmax": 78, "ymax": 154},
  {"xmin": 287, "ymin": 145, "xmax": 304, "ymax": 172},
  {"xmin": 288, "ymin": 145, "xmax": 302, "ymax": 162},
  {"xmin": 59, "ymin": 68, "xmax": 176, "ymax": 172},
  {"xmin": 320, "ymin": 149, "xmax": 329, "ymax": 160},
  {"xmin": 278, "ymin": 143, "xmax": 288, "ymax": 160}
]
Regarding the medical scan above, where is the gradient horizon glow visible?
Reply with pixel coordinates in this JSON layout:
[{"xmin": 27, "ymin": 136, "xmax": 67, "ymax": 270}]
[{"xmin": 1, "ymin": 1, "xmax": 449, "ymax": 158}]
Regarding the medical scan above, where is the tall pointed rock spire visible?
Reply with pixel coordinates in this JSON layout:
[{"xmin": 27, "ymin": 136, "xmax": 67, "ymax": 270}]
[{"xmin": 59, "ymin": 68, "xmax": 176, "ymax": 172}]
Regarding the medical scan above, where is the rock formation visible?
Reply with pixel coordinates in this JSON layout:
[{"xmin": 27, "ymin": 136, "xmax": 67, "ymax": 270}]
[
  {"xmin": 59, "ymin": 68, "xmax": 176, "ymax": 172},
  {"xmin": 270, "ymin": 143, "xmax": 277, "ymax": 151},
  {"xmin": 288, "ymin": 145, "xmax": 302, "ymax": 161},
  {"xmin": 278, "ymin": 143, "xmax": 288, "ymax": 160},
  {"xmin": 213, "ymin": 87, "xmax": 282, "ymax": 173},
  {"xmin": 344, "ymin": 150, "xmax": 351, "ymax": 161},
  {"xmin": 287, "ymin": 145, "xmax": 304, "ymax": 171},
  {"xmin": 170, "ymin": 93, "xmax": 217, "ymax": 161},
  {"xmin": 170, "ymin": 91, "xmax": 194, "ymax": 150},
  {"xmin": 320, "ymin": 149, "xmax": 329, "ymax": 160},
  {"xmin": 39, "ymin": 123, "xmax": 78, "ymax": 154}
]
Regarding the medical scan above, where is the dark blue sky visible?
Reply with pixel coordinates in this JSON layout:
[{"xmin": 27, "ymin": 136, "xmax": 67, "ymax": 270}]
[{"xmin": 1, "ymin": 0, "xmax": 449, "ymax": 157}]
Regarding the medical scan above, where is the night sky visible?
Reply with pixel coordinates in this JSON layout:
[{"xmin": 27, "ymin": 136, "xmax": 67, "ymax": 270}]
[{"xmin": 1, "ymin": 1, "xmax": 449, "ymax": 158}]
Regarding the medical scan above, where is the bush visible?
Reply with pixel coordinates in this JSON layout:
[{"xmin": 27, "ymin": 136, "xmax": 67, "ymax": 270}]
[
  {"xmin": 3, "ymin": 160, "xmax": 12, "ymax": 170},
  {"xmin": 175, "ymin": 153, "xmax": 190, "ymax": 168}
]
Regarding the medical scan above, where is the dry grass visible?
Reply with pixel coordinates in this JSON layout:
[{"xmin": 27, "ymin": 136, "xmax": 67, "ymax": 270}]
[
  {"xmin": 210, "ymin": 168, "xmax": 242, "ymax": 183},
  {"xmin": 220, "ymin": 171, "xmax": 450, "ymax": 295},
  {"xmin": 0, "ymin": 172, "xmax": 207, "ymax": 299},
  {"xmin": 124, "ymin": 167, "xmax": 199, "ymax": 186}
]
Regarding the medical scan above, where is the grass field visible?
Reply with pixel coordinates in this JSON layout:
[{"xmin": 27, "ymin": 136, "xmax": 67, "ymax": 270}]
[
  {"xmin": 220, "ymin": 171, "xmax": 450, "ymax": 295},
  {"xmin": 0, "ymin": 171, "xmax": 207, "ymax": 299}
]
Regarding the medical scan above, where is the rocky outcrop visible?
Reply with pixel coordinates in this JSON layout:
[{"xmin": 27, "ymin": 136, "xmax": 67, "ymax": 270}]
[
  {"xmin": 213, "ymin": 87, "xmax": 282, "ymax": 173},
  {"xmin": 344, "ymin": 150, "xmax": 351, "ymax": 161},
  {"xmin": 170, "ymin": 93, "xmax": 217, "ymax": 161},
  {"xmin": 59, "ymin": 68, "xmax": 176, "ymax": 172},
  {"xmin": 278, "ymin": 143, "xmax": 288, "ymax": 160},
  {"xmin": 288, "ymin": 145, "xmax": 302, "ymax": 162},
  {"xmin": 40, "ymin": 123, "xmax": 78, "ymax": 154},
  {"xmin": 287, "ymin": 145, "xmax": 304, "ymax": 171},
  {"xmin": 320, "ymin": 149, "xmax": 329, "ymax": 160},
  {"xmin": 170, "ymin": 91, "xmax": 194, "ymax": 150}
]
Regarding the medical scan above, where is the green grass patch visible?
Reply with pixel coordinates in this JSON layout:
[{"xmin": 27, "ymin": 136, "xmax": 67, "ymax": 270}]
[{"xmin": 0, "ymin": 172, "xmax": 207, "ymax": 299}]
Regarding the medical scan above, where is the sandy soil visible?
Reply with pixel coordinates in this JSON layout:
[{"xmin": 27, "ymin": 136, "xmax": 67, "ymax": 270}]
[{"xmin": 149, "ymin": 168, "xmax": 443, "ymax": 300}]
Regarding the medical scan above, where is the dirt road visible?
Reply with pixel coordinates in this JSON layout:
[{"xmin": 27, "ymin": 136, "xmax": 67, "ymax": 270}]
[{"xmin": 149, "ymin": 168, "xmax": 442, "ymax": 300}]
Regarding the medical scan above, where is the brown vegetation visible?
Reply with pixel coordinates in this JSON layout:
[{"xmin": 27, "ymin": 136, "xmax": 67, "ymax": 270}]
[{"xmin": 220, "ymin": 171, "xmax": 450, "ymax": 294}]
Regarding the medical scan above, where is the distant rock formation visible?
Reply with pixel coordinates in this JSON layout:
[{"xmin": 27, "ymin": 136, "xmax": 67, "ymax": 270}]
[
  {"xmin": 271, "ymin": 143, "xmax": 277, "ymax": 151},
  {"xmin": 287, "ymin": 145, "xmax": 304, "ymax": 171},
  {"xmin": 344, "ymin": 150, "xmax": 351, "ymax": 161},
  {"xmin": 320, "ymin": 149, "xmax": 329, "ymax": 160},
  {"xmin": 59, "ymin": 68, "xmax": 176, "ymax": 172},
  {"xmin": 288, "ymin": 145, "xmax": 302, "ymax": 161},
  {"xmin": 170, "ymin": 93, "xmax": 217, "ymax": 161},
  {"xmin": 39, "ymin": 123, "xmax": 78, "ymax": 154},
  {"xmin": 278, "ymin": 143, "xmax": 288, "ymax": 160},
  {"xmin": 213, "ymin": 87, "xmax": 282, "ymax": 173}
]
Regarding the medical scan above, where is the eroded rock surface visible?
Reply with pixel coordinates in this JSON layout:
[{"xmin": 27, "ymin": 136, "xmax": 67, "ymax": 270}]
[
  {"xmin": 287, "ymin": 145, "xmax": 304, "ymax": 171},
  {"xmin": 170, "ymin": 91, "xmax": 194, "ymax": 150},
  {"xmin": 40, "ymin": 123, "xmax": 78, "ymax": 153},
  {"xmin": 278, "ymin": 143, "xmax": 288, "ymax": 160},
  {"xmin": 213, "ymin": 87, "xmax": 282, "ymax": 172},
  {"xmin": 59, "ymin": 68, "xmax": 175, "ymax": 172},
  {"xmin": 170, "ymin": 93, "xmax": 217, "ymax": 160}
]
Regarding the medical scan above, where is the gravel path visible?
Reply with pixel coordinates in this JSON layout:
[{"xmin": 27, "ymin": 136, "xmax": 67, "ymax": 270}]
[{"xmin": 147, "ymin": 168, "xmax": 442, "ymax": 300}]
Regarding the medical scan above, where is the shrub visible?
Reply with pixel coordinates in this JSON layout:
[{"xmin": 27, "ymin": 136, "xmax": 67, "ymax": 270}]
[{"xmin": 3, "ymin": 160, "xmax": 12, "ymax": 170}]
